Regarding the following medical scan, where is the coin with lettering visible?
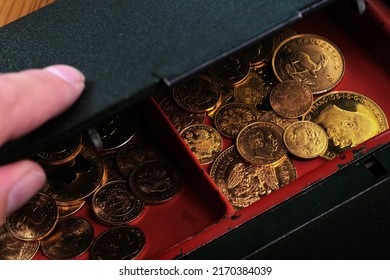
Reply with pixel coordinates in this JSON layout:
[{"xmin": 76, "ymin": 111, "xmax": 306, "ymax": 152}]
[
  {"xmin": 90, "ymin": 225, "xmax": 145, "ymax": 260},
  {"xmin": 304, "ymin": 91, "xmax": 388, "ymax": 159},
  {"xmin": 270, "ymin": 81, "xmax": 313, "ymax": 118},
  {"xmin": 41, "ymin": 216, "xmax": 94, "ymax": 259},
  {"xmin": 116, "ymin": 141, "xmax": 166, "ymax": 178},
  {"xmin": 129, "ymin": 160, "xmax": 182, "ymax": 204},
  {"xmin": 6, "ymin": 192, "xmax": 58, "ymax": 241},
  {"xmin": 92, "ymin": 180, "xmax": 145, "ymax": 226},
  {"xmin": 36, "ymin": 133, "xmax": 82, "ymax": 165},
  {"xmin": 236, "ymin": 121, "xmax": 287, "ymax": 166},
  {"xmin": 159, "ymin": 95, "xmax": 205, "ymax": 132},
  {"xmin": 283, "ymin": 121, "xmax": 328, "ymax": 159},
  {"xmin": 0, "ymin": 224, "xmax": 40, "ymax": 260},
  {"xmin": 272, "ymin": 34, "xmax": 345, "ymax": 94},
  {"xmin": 210, "ymin": 146, "xmax": 296, "ymax": 209},
  {"xmin": 214, "ymin": 103, "xmax": 258, "ymax": 139},
  {"xmin": 242, "ymin": 36, "xmax": 274, "ymax": 68},
  {"xmin": 180, "ymin": 124, "xmax": 223, "ymax": 164},
  {"xmin": 258, "ymin": 110, "xmax": 298, "ymax": 131},
  {"xmin": 41, "ymin": 145, "xmax": 104, "ymax": 205},
  {"xmin": 208, "ymin": 54, "xmax": 251, "ymax": 87},
  {"xmin": 57, "ymin": 200, "xmax": 86, "ymax": 219},
  {"xmin": 172, "ymin": 75, "xmax": 222, "ymax": 113},
  {"xmin": 232, "ymin": 70, "xmax": 267, "ymax": 106}
]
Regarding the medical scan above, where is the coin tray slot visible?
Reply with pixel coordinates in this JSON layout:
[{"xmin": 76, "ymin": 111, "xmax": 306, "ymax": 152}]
[{"xmin": 363, "ymin": 156, "xmax": 388, "ymax": 179}]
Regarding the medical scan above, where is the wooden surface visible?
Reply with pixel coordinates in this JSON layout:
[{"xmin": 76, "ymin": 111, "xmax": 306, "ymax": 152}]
[{"xmin": 0, "ymin": 0, "xmax": 54, "ymax": 27}]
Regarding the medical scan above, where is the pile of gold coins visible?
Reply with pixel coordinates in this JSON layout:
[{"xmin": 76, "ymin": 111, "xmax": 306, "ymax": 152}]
[{"xmin": 1, "ymin": 109, "xmax": 183, "ymax": 260}]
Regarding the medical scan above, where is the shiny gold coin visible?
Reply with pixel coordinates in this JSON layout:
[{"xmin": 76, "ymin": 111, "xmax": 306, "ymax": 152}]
[
  {"xmin": 210, "ymin": 146, "xmax": 296, "ymax": 209},
  {"xmin": 129, "ymin": 160, "xmax": 182, "ymax": 204},
  {"xmin": 159, "ymin": 95, "xmax": 206, "ymax": 132},
  {"xmin": 116, "ymin": 140, "xmax": 166, "ymax": 178},
  {"xmin": 283, "ymin": 121, "xmax": 328, "ymax": 159},
  {"xmin": 41, "ymin": 145, "xmax": 105, "ymax": 205},
  {"xmin": 180, "ymin": 124, "xmax": 223, "ymax": 164},
  {"xmin": 232, "ymin": 70, "xmax": 267, "ymax": 106},
  {"xmin": 172, "ymin": 75, "xmax": 222, "ymax": 113},
  {"xmin": 57, "ymin": 200, "xmax": 86, "ymax": 219},
  {"xmin": 242, "ymin": 36, "xmax": 274, "ymax": 68},
  {"xmin": 208, "ymin": 54, "xmax": 251, "ymax": 87},
  {"xmin": 90, "ymin": 225, "xmax": 145, "ymax": 260},
  {"xmin": 236, "ymin": 121, "xmax": 287, "ymax": 166},
  {"xmin": 92, "ymin": 180, "xmax": 145, "ymax": 226},
  {"xmin": 41, "ymin": 216, "xmax": 94, "ymax": 260},
  {"xmin": 0, "ymin": 224, "xmax": 40, "ymax": 260},
  {"xmin": 272, "ymin": 34, "xmax": 345, "ymax": 94},
  {"xmin": 304, "ymin": 91, "xmax": 389, "ymax": 160},
  {"xmin": 270, "ymin": 81, "xmax": 313, "ymax": 118},
  {"xmin": 6, "ymin": 192, "xmax": 58, "ymax": 241},
  {"xmin": 258, "ymin": 110, "xmax": 298, "ymax": 131},
  {"xmin": 214, "ymin": 103, "xmax": 258, "ymax": 139},
  {"xmin": 36, "ymin": 133, "xmax": 82, "ymax": 165}
]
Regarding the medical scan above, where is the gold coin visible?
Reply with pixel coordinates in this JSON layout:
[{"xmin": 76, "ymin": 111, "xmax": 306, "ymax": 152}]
[
  {"xmin": 272, "ymin": 28, "xmax": 298, "ymax": 48},
  {"xmin": 304, "ymin": 91, "xmax": 389, "ymax": 160},
  {"xmin": 92, "ymin": 180, "xmax": 145, "ymax": 226},
  {"xmin": 159, "ymin": 95, "xmax": 205, "ymax": 132},
  {"xmin": 0, "ymin": 224, "xmax": 40, "ymax": 260},
  {"xmin": 214, "ymin": 102, "xmax": 258, "ymax": 139},
  {"xmin": 269, "ymin": 81, "xmax": 313, "ymax": 118},
  {"xmin": 283, "ymin": 121, "xmax": 328, "ymax": 159},
  {"xmin": 58, "ymin": 200, "xmax": 86, "ymax": 219},
  {"xmin": 241, "ymin": 36, "xmax": 274, "ymax": 68},
  {"xmin": 236, "ymin": 121, "xmax": 287, "ymax": 166},
  {"xmin": 100, "ymin": 150, "xmax": 125, "ymax": 184},
  {"xmin": 172, "ymin": 75, "xmax": 222, "ymax": 113},
  {"xmin": 41, "ymin": 145, "xmax": 105, "ymax": 205},
  {"xmin": 272, "ymin": 34, "xmax": 345, "ymax": 94},
  {"xmin": 232, "ymin": 70, "xmax": 267, "ymax": 106},
  {"xmin": 180, "ymin": 124, "xmax": 223, "ymax": 164},
  {"xmin": 208, "ymin": 54, "xmax": 251, "ymax": 87},
  {"xmin": 6, "ymin": 192, "xmax": 58, "ymax": 241},
  {"xmin": 36, "ymin": 133, "xmax": 82, "ymax": 165},
  {"xmin": 129, "ymin": 160, "xmax": 182, "ymax": 204},
  {"xmin": 210, "ymin": 146, "xmax": 296, "ymax": 209},
  {"xmin": 258, "ymin": 110, "xmax": 298, "ymax": 131},
  {"xmin": 90, "ymin": 225, "xmax": 145, "ymax": 260},
  {"xmin": 41, "ymin": 216, "xmax": 94, "ymax": 260}
]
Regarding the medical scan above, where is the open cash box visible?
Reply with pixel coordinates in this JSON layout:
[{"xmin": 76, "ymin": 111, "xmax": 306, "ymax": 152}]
[{"xmin": 0, "ymin": 0, "xmax": 389, "ymax": 259}]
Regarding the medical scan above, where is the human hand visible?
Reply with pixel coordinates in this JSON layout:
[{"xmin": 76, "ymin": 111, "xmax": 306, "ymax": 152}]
[{"xmin": 0, "ymin": 65, "xmax": 85, "ymax": 224}]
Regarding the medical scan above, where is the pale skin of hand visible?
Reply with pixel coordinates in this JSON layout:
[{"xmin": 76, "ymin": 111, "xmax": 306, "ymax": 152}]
[{"xmin": 0, "ymin": 65, "xmax": 85, "ymax": 224}]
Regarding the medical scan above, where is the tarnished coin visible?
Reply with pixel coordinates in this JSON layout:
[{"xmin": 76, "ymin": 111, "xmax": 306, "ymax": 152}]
[
  {"xmin": 232, "ymin": 70, "xmax": 267, "ymax": 106},
  {"xmin": 159, "ymin": 95, "xmax": 205, "ymax": 132},
  {"xmin": 6, "ymin": 192, "xmax": 58, "ymax": 241},
  {"xmin": 41, "ymin": 216, "xmax": 94, "ymax": 260},
  {"xmin": 272, "ymin": 34, "xmax": 345, "ymax": 94},
  {"xmin": 283, "ymin": 121, "xmax": 328, "ymax": 159},
  {"xmin": 214, "ymin": 103, "xmax": 258, "ymax": 139},
  {"xmin": 36, "ymin": 133, "xmax": 82, "ymax": 165},
  {"xmin": 180, "ymin": 124, "xmax": 223, "ymax": 164},
  {"xmin": 92, "ymin": 180, "xmax": 145, "ymax": 226},
  {"xmin": 304, "ymin": 91, "xmax": 389, "ymax": 159},
  {"xmin": 57, "ymin": 200, "xmax": 86, "ymax": 219},
  {"xmin": 129, "ymin": 160, "xmax": 182, "ymax": 204},
  {"xmin": 258, "ymin": 110, "xmax": 298, "ymax": 131},
  {"xmin": 172, "ymin": 75, "xmax": 222, "ymax": 113},
  {"xmin": 116, "ymin": 141, "xmax": 166, "ymax": 178},
  {"xmin": 90, "ymin": 225, "xmax": 145, "ymax": 260},
  {"xmin": 236, "ymin": 122, "xmax": 287, "ymax": 166},
  {"xmin": 0, "ymin": 224, "xmax": 40, "ymax": 260},
  {"xmin": 242, "ymin": 36, "xmax": 274, "ymax": 68},
  {"xmin": 270, "ymin": 81, "xmax": 313, "ymax": 118},
  {"xmin": 210, "ymin": 146, "xmax": 296, "ymax": 209},
  {"xmin": 42, "ymin": 145, "xmax": 104, "ymax": 205},
  {"xmin": 208, "ymin": 54, "xmax": 250, "ymax": 87}
]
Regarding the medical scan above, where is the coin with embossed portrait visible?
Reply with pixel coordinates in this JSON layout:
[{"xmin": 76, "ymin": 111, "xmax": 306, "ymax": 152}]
[
  {"xmin": 272, "ymin": 34, "xmax": 345, "ymax": 94},
  {"xmin": 41, "ymin": 216, "xmax": 94, "ymax": 259},
  {"xmin": 180, "ymin": 124, "xmax": 223, "ymax": 164},
  {"xmin": 92, "ymin": 180, "xmax": 145, "ymax": 226},
  {"xmin": 91, "ymin": 225, "xmax": 145, "ymax": 260}
]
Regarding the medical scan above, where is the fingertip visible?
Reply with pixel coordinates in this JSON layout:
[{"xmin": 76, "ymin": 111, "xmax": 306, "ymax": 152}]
[{"xmin": 43, "ymin": 64, "xmax": 85, "ymax": 94}]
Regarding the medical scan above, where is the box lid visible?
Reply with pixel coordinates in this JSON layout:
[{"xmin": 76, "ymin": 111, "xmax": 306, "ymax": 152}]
[{"xmin": 0, "ymin": 0, "xmax": 333, "ymax": 164}]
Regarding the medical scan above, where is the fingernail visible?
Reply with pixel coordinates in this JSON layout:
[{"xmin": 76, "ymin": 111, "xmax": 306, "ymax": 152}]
[
  {"xmin": 6, "ymin": 168, "xmax": 46, "ymax": 217},
  {"xmin": 44, "ymin": 64, "xmax": 85, "ymax": 92}
]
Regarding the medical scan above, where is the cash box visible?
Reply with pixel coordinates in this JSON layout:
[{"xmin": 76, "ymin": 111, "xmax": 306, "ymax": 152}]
[{"xmin": 0, "ymin": 0, "xmax": 389, "ymax": 259}]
